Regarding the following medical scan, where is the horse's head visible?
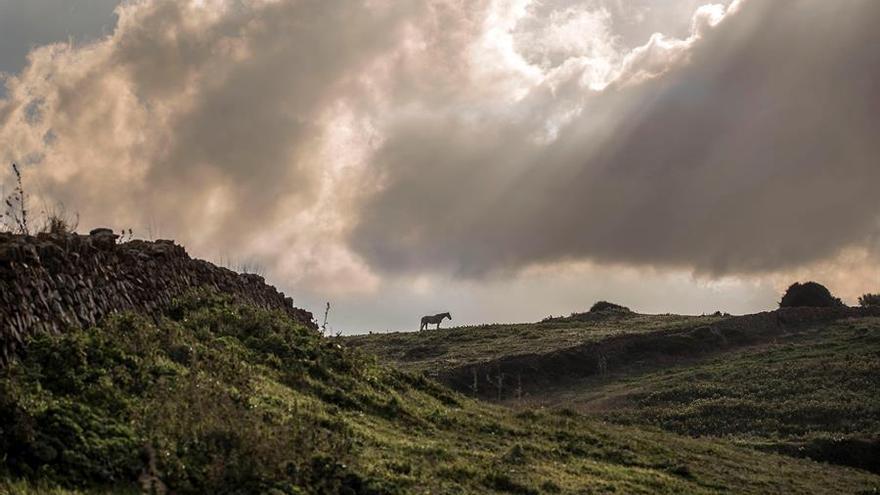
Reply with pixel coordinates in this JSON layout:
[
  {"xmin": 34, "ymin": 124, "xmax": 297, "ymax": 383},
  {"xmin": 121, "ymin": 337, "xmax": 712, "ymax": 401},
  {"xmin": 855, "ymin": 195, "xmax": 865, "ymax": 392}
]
[{"xmin": 443, "ymin": 312, "xmax": 452, "ymax": 320}]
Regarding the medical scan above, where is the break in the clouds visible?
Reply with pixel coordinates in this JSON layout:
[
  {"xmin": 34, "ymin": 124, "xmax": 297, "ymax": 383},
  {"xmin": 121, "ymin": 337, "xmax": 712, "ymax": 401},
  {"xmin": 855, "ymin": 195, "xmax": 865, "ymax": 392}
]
[
  {"xmin": 0, "ymin": 0, "xmax": 120, "ymax": 76},
  {"xmin": 1, "ymin": 0, "xmax": 879, "ymax": 328}
]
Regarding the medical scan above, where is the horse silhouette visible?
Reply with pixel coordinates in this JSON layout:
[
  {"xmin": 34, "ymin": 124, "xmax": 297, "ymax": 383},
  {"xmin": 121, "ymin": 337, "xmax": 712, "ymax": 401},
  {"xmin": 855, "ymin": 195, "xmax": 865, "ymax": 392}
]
[{"xmin": 420, "ymin": 312, "xmax": 451, "ymax": 331}]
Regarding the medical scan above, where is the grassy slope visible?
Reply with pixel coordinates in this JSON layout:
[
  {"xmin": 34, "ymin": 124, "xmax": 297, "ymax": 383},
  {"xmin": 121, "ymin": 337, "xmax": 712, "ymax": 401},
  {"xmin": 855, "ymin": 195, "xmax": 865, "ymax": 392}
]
[
  {"xmin": 524, "ymin": 317, "xmax": 880, "ymax": 470},
  {"xmin": 344, "ymin": 312, "xmax": 727, "ymax": 373},
  {"xmin": 2, "ymin": 295, "xmax": 877, "ymax": 494},
  {"xmin": 347, "ymin": 309, "xmax": 880, "ymax": 473}
]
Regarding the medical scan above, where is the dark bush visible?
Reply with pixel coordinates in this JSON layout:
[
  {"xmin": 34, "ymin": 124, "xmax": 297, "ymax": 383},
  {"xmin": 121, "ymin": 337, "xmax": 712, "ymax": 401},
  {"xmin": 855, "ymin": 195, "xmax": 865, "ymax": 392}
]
[
  {"xmin": 858, "ymin": 293, "xmax": 880, "ymax": 308},
  {"xmin": 589, "ymin": 301, "xmax": 631, "ymax": 313},
  {"xmin": 779, "ymin": 282, "xmax": 844, "ymax": 308}
]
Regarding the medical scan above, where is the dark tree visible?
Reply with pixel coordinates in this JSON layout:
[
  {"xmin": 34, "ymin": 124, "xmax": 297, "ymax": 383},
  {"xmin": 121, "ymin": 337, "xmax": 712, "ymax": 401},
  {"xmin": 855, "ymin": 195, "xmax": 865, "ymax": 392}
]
[
  {"xmin": 779, "ymin": 282, "xmax": 844, "ymax": 308},
  {"xmin": 590, "ymin": 301, "xmax": 631, "ymax": 313},
  {"xmin": 858, "ymin": 293, "xmax": 880, "ymax": 308}
]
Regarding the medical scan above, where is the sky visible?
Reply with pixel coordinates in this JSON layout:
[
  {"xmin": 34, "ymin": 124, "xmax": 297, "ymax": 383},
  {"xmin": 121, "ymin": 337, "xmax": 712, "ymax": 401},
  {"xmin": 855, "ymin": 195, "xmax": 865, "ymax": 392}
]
[{"xmin": 1, "ymin": 0, "xmax": 878, "ymax": 333}]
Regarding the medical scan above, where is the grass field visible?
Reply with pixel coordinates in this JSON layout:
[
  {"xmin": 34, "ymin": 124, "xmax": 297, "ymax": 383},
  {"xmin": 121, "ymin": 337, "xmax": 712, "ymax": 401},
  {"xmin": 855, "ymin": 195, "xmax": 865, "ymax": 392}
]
[
  {"xmin": 347, "ymin": 307, "xmax": 880, "ymax": 474},
  {"xmin": 344, "ymin": 311, "xmax": 728, "ymax": 373},
  {"xmin": 2, "ymin": 294, "xmax": 877, "ymax": 494},
  {"xmin": 522, "ymin": 317, "xmax": 880, "ymax": 472}
]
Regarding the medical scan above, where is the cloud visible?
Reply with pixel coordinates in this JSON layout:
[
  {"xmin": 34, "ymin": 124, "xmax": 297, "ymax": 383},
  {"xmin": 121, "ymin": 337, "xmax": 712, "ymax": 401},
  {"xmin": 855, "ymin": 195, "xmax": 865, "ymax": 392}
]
[
  {"xmin": 1, "ymin": 0, "xmax": 878, "ymax": 311},
  {"xmin": 350, "ymin": 0, "xmax": 880, "ymax": 278},
  {"xmin": 1, "ymin": 0, "xmax": 419, "ymax": 289}
]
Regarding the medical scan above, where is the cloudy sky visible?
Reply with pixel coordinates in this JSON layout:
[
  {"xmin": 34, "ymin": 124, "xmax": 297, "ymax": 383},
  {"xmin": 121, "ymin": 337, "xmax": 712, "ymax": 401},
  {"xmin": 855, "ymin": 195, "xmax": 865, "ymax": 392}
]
[{"xmin": 1, "ymin": 0, "xmax": 878, "ymax": 333}]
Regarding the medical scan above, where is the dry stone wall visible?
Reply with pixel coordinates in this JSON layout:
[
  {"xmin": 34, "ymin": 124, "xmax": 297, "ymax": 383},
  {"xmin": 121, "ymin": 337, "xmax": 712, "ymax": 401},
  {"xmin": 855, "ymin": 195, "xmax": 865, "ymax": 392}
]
[{"xmin": 0, "ymin": 229, "xmax": 315, "ymax": 364}]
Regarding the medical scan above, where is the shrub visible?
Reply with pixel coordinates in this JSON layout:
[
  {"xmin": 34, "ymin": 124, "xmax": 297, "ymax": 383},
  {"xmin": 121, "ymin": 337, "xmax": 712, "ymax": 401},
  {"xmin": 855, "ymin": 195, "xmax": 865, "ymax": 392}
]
[
  {"xmin": 0, "ymin": 292, "xmax": 370, "ymax": 493},
  {"xmin": 589, "ymin": 301, "xmax": 631, "ymax": 313},
  {"xmin": 858, "ymin": 294, "xmax": 880, "ymax": 308},
  {"xmin": 2, "ymin": 162, "xmax": 29, "ymax": 234},
  {"xmin": 38, "ymin": 205, "xmax": 79, "ymax": 235},
  {"xmin": 779, "ymin": 282, "xmax": 844, "ymax": 308},
  {"xmin": 3, "ymin": 163, "xmax": 80, "ymax": 235}
]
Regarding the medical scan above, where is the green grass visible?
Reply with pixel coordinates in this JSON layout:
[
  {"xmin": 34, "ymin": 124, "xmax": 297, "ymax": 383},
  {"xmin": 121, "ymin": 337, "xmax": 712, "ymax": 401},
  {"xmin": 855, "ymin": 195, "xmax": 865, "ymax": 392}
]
[
  {"xmin": 525, "ymin": 318, "xmax": 880, "ymax": 471},
  {"xmin": 2, "ymin": 293, "xmax": 877, "ymax": 493},
  {"xmin": 0, "ymin": 479, "xmax": 138, "ymax": 494},
  {"xmin": 344, "ymin": 312, "xmax": 727, "ymax": 373}
]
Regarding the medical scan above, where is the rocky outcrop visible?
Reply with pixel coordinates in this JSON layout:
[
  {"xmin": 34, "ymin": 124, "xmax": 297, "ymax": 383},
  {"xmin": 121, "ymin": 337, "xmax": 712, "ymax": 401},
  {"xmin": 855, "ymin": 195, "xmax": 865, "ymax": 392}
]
[{"xmin": 0, "ymin": 230, "xmax": 315, "ymax": 364}]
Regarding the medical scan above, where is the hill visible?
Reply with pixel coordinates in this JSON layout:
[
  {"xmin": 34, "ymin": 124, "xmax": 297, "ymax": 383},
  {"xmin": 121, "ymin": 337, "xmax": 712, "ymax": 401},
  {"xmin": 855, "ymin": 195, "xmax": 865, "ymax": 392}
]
[
  {"xmin": 3, "ymin": 292, "xmax": 877, "ymax": 494},
  {"xmin": 343, "ymin": 307, "xmax": 870, "ymax": 399},
  {"xmin": 526, "ymin": 317, "xmax": 880, "ymax": 473},
  {"xmin": 346, "ymin": 308, "xmax": 880, "ymax": 473},
  {"xmin": 344, "ymin": 311, "xmax": 729, "ymax": 375}
]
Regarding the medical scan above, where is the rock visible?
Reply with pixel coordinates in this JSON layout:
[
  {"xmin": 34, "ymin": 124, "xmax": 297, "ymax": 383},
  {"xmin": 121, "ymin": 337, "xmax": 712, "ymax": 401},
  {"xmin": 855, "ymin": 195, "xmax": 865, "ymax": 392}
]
[
  {"xmin": 89, "ymin": 228, "xmax": 119, "ymax": 250},
  {"xmin": 0, "ymin": 244, "xmax": 17, "ymax": 263}
]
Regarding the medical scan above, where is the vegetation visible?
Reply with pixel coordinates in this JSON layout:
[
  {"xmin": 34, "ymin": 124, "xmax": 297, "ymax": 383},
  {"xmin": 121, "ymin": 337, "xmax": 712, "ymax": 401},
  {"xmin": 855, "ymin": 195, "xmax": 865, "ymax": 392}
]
[
  {"xmin": 860, "ymin": 294, "xmax": 880, "ymax": 308},
  {"xmin": 525, "ymin": 318, "xmax": 880, "ymax": 472},
  {"xmin": 3, "ymin": 292, "xmax": 876, "ymax": 493},
  {"xmin": 3, "ymin": 162, "xmax": 79, "ymax": 235},
  {"xmin": 2, "ymin": 162, "xmax": 29, "ymax": 234},
  {"xmin": 779, "ymin": 281, "xmax": 844, "ymax": 308},
  {"xmin": 590, "ymin": 301, "xmax": 631, "ymax": 313},
  {"xmin": 344, "ymin": 313, "xmax": 728, "ymax": 374}
]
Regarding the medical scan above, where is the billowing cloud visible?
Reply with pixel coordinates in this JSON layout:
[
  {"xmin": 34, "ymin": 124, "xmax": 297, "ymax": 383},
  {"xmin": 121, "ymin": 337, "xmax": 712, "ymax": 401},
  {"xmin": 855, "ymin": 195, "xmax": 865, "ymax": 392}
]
[
  {"xmin": 352, "ymin": 0, "xmax": 880, "ymax": 278},
  {"xmin": 1, "ymin": 0, "xmax": 420, "ymax": 289},
  {"xmin": 1, "ymin": 0, "xmax": 879, "ymax": 329}
]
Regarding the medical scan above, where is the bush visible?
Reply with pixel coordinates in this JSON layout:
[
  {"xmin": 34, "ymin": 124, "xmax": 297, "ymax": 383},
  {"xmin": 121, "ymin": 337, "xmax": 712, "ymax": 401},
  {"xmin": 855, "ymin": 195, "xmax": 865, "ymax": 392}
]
[
  {"xmin": 859, "ymin": 293, "xmax": 880, "ymax": 308},
  {"xmin": 779, "ymin": 282, "xmax": 844, "ymax": 308},
  {"xmin": 590, "ymin": 301, "xmax": 631, "ymax": 313},
  {"xmin": 39, "ymin": 209, "xmax": 79, "ymax": 235},
  {"xmin": 0, "ymin": 292, "xmax": 371, "ymax": 494}
]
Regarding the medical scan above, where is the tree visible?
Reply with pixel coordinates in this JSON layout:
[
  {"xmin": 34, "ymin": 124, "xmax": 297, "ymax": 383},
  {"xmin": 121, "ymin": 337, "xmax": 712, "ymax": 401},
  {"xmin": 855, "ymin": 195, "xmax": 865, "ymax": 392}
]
[
  {"xmin": 858, "ymin": 293, "xmax": 880, "ymax": 308},
  {"xmin": 589, "ymin": 301, "xmax": 631, "ymax": 313},
  {"xmin": 779, "ymin": 282, "xmax": 844, "ymax": 308}
]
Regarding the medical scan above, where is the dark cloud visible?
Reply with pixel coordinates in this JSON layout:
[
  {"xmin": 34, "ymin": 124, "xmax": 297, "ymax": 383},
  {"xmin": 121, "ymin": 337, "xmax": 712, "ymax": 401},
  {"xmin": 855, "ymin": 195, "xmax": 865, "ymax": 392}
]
[{"xmin": 350, "ymin": 0, "xmax": 880, "ymax": 278}]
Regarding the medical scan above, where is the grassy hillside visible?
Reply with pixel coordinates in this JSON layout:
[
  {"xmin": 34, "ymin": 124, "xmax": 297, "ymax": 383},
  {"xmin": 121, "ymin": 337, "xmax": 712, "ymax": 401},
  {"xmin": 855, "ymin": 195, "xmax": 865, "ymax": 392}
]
[
  {"xmin": 526, "ymin": 317, "xmax": 880, "ymax": 472},
  {"xmin": 344, "ymin": 311, "xmax": 727, "ymax": 373},
  {"xmin": 347, "ymin": 307, "xmax": 880, "ymax": 473},
  {"xmin": 2, "ymin": 293, "xmax": 878, "ymax": 494}
]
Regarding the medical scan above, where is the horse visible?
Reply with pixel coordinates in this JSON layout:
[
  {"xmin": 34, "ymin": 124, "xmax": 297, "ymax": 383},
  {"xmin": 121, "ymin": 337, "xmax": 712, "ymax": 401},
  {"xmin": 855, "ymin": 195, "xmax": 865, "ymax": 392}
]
[{"xmin": 420, "ymin": 312, "xmax": 451, "ymax": 331}]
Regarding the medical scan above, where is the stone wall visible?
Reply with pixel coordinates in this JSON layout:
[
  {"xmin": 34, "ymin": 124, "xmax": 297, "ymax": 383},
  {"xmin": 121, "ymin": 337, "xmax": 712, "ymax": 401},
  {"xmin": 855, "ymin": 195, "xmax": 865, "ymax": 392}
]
[{"xmin": 0, "ymin": 229, "xmax": 315, "ymax": 364}]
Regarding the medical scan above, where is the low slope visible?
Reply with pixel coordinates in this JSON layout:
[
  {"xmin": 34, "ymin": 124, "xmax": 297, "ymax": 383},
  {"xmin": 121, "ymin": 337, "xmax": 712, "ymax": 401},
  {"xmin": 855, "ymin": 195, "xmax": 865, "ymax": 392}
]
[
  {"xmin": 344, "ymin": 312, "xmax": 727, "ymax": 374},
  {"xmin": 2, "ymin": 294, "xmax": 877, "ymax": 494},
  {"xmin": 344, "ymin": 308, "xmax": 870, "ymax": 401},
  {"xmin": 526, "ymin": 317, "xmax": 880, "ymax": 472}
]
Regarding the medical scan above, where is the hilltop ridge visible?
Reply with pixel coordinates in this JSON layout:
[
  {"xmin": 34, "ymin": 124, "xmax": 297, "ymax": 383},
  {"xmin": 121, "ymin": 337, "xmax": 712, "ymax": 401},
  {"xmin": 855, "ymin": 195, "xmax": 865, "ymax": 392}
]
[
  {"xmin": 0, "ymin": 230, "xmax": 314, "ymax": 364},
  {"xmin": 344, "ymin": 305, "xmax": 879, "ymax": 398}
]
